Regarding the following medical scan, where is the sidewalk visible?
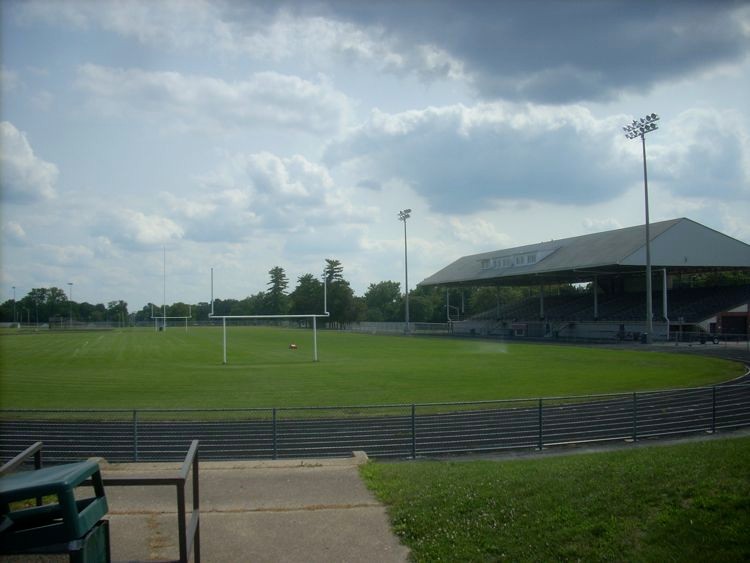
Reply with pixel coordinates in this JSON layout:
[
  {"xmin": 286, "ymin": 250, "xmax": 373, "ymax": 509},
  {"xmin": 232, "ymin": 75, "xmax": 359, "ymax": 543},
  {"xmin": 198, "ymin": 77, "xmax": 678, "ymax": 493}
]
[{"xmin": 100, "ymin": 453, "xmax": 409, "ymax": 563}]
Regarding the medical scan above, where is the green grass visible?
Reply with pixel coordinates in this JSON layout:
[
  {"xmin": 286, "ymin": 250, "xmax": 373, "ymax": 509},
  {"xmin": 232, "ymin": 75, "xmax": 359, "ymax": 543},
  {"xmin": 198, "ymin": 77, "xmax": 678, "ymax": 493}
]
[
  {"xmin": 361, "ymin": 436, "xmax": 750, "ymax": 562},
  {"xmin": 0, "ymin": 327, "xmax": 742, "ymax": 410}
]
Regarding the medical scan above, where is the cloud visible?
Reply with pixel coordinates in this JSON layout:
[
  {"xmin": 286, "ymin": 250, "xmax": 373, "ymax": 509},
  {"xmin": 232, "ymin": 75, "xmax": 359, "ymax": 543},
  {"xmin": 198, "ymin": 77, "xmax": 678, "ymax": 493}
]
[
  {"xmin": 16, "ymin": 1, "xmax": 750, "ymax": 105},
  {"xmin": 329, "ymin": 1, "xmax": 750, "ymax": 103},
  {"xmin": 2, "ymin": 221, "xmax": 28, "ymax": 246},
  {"xmin": 447, "ymin": 217, "xmax": 513, "ymax": 247},
  {"xmin": 101, "ymin": 209, "xmax": 184, "ymax": 249},
  {"xmin": 38, "ymin": 243, "xmax": 95, "ymax": 266},
  {"xmin": 163, "ymin": 152, "xmax": 374, "ymax": 243},
  {"xmin": 1, "ymin": 66, "xmax": 21, "ymax": 92},
  {"xmin": 0, "ymin": 121, "xmax": 59, "ymax": 203},
  {"xmin": 75, "ymin": 64, "xmax": 350, "ymax": 135},
  {"xmin": 652, "ymin": 108, "xmax": 750, "ymax": 200},
  {"xmin": 582, "ymin": 218, "xmax": 623, "ymax": 233},
  {"xmin": 15, "ymin": 0, "xmax": 222, "ymax": 48},
  {"xmin": 325, "ymin": 103, "xmax": 631, "ymax": 214}
]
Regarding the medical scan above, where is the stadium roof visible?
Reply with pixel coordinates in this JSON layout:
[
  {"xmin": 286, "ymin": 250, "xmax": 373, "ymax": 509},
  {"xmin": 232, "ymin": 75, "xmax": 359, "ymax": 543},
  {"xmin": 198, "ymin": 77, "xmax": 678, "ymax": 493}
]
[{"xmin": 419, "ymin": 218, "xmax": 750, "ymax": 288}]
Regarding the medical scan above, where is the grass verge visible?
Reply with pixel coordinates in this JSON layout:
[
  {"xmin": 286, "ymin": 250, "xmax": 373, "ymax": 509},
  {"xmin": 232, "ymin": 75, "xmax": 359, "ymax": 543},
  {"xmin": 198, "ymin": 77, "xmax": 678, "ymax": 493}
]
[{"xmin": 361, "ymin": 436, "xmax": 750, "ymax": 562}]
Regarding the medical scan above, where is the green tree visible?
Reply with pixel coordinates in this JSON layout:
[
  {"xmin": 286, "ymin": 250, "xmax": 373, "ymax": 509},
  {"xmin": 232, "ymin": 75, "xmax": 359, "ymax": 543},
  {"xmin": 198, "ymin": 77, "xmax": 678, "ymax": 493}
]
[
  {"xmin": 324, "ymin": 259, "xmax": 344, "ymax": 283},
  {"xmin": 290, "ymin": 273, "xmax": 324, "ymax": 323},
  {"xmin": 46, "ymin": 287, "xmax": 68, "ymax": 319},
  {"xmin": 265, "ymin": 266, "xmax": 290, "ymax": 314},
  {"xmin": 320, "ymin": 260, "xmax": 358, "ymax": 327},
  {"xmin": 364, "ymin": 281, "xmax": 402, "ymax": 321}
]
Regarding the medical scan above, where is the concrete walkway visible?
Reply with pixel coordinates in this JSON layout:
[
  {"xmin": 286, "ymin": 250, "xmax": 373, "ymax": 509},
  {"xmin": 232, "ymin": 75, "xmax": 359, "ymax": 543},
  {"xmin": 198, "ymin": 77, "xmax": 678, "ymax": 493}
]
[{"xmin": 100, "ymin": 453, "xmax": 409, "ymax": 563}]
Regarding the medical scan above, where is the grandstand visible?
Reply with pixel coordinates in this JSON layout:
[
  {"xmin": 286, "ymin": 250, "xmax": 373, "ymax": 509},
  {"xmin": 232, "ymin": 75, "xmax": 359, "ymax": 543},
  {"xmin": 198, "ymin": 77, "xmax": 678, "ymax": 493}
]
[{"xmin": 419, "ymin": 218, "xmax": 750, "ymax": 342}]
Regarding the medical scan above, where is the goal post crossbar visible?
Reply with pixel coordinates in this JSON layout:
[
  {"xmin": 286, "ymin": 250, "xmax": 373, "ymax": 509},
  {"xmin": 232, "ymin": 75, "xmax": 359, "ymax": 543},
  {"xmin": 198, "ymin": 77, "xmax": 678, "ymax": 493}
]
[{"xmin": 208, "ymin": 313, "xmax": 330, "ymax": 364}]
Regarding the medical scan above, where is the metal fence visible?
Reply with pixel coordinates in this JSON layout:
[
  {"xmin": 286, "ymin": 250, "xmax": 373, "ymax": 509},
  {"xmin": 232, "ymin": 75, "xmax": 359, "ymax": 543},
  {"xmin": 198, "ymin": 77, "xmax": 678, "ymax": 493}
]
[{"xmin": 1, "ymin": 382, "xmax": 749, "ymax": 464}]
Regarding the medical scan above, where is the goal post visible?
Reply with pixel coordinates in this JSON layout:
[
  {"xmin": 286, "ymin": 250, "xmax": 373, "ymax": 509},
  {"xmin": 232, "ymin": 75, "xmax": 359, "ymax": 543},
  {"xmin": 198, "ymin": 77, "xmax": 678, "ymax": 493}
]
[
  {"xmin": 151, "ymin": 315, "xmax": 192, "ymax": 332},
  {"xmin": 209, "ymin": 263, "xmax": 330, "ymax": 365},
  {"xmin": 209, "ymin": 313, "xmax": 330, "ymax": 364}
]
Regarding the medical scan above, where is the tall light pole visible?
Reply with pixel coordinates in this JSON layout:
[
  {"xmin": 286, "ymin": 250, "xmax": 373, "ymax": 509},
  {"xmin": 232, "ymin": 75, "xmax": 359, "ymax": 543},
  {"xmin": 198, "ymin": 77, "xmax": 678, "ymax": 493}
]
[
  {"xmin": 623, "ymin": 112, "xmax": 659, "ymax": 342},
  {"xmin": 398, "ymin": 209, "xmax": 412, "ymax": 334},
  {"xmin": 67, "ymin": 282, "xmax": 73, "ymax": 328},
  {"xmin": 12, "ymin": 286, "xmax": 16, "ymax": 325}
]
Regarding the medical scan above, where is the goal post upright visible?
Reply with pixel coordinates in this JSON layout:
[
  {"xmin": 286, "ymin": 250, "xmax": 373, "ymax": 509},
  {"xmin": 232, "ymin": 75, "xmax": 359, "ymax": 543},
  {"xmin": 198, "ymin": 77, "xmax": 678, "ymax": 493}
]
[{"xmin": 210, "ymin": 313, "xmax": 330, "ymax": 365}]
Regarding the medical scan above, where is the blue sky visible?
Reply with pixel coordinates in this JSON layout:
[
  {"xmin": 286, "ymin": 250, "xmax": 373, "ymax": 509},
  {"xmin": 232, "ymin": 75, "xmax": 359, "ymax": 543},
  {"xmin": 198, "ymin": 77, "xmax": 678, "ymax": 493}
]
[{"xmin": 2, "ymin": 0, "xmax": 749, "ymax": 309}]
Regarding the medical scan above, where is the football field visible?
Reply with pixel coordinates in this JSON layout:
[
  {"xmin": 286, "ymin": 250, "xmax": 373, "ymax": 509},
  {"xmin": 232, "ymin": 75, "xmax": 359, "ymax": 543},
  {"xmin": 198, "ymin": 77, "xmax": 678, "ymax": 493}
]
[{"xmin": 0, "ymin": 327, "xmax": 742, "ymax": 410}]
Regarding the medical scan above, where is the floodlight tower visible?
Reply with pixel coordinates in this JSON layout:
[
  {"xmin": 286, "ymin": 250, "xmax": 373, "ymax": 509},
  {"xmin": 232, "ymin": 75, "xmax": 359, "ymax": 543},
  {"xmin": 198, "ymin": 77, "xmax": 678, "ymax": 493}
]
[
  {"xmin": 623, "ymin": 112, "xmax": 659, "ymax": 342},
  {"xmin": 398, "ymin": 209, "xmax": 412, "ymax": 334}
]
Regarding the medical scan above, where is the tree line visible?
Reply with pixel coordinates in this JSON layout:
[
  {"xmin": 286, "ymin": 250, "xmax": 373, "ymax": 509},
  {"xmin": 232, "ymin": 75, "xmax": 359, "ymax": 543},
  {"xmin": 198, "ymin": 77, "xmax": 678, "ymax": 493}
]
[
  {"xmin": 13, "ymin": 257, "xmax": 739, "ymax": 327},
  {"xmin": 0, "ymin": 286, "xmax": 128, "ymax": 325},
  {"xmin": 1, "ymin": 258, "xmax": 529, "ymax": 326}
]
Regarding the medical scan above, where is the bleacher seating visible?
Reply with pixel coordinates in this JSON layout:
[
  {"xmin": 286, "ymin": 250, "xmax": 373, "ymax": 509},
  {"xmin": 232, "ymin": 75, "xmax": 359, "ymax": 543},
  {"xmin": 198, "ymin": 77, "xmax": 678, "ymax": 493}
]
[{"xmin": 474, "ymin": 284, "xmax": 750, "ymax": 325}]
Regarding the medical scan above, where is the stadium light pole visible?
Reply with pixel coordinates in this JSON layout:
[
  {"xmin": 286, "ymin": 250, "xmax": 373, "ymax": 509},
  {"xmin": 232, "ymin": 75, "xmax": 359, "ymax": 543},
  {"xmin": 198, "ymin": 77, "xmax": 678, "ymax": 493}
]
[
  {"xmin": 12, "ymin": 286, "xmax": 16, "ymax": 325},
  {"xmin": 623, "ymin": 112, "xmax": 659, "ymax": 343},
  {"xmin": 398, "ymin": 209, "xmax": 412, "ymax": 334},
  {"xmin": 67, "ymin": 282, "xmax": 73, "ymax": 328}
]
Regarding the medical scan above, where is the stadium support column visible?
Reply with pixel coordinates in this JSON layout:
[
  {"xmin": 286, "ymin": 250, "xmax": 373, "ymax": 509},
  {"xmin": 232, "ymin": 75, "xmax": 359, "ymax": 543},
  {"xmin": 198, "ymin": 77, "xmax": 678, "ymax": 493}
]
[
  {"xmin": 539, "ymin": 285, "xmax": 544, "ymax": 319},
  {"xmin": 623, "ymin": 113, "xmax": 659, "ymax": 343},
  {"xmin": 593, "ymin": 276, "xmax": 599, "ymax": 320},
  {"xmin": 661, "ymin": 268, "xmax": 669, "ymax": 341}
]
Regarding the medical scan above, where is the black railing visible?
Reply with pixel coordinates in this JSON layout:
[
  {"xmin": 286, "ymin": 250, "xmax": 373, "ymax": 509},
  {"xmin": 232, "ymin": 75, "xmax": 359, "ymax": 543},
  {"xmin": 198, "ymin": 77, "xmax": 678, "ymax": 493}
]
[{"xmin": 1, "ymin": 383, "xmax": 749, "ymax": 463}]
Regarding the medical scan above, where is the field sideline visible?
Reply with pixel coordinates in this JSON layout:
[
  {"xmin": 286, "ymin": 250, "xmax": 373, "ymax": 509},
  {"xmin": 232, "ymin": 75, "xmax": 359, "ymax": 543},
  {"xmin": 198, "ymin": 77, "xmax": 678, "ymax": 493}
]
[{"xmin": 0, "ymin": 327, "xmax": 743, "ymax": 410}]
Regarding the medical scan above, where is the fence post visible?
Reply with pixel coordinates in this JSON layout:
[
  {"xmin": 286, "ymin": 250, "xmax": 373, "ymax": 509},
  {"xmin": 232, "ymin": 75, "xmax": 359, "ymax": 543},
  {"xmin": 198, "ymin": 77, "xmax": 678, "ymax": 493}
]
[
  {"xmin": 632, "ymin": 393, "xmax": 638, "ymax": 442},
  {"xmin": 537, "ymin": 398, "xmax": 543, "ymax": 450},
  {"xmin": 711, "ymin": 386, "xmax": 716, "ymax": 434},
  {"xmin": 411, "ymin": 404, "xmax": 417, "ymax": 459},
  {"xmin": 133, "ymin": 410, "xmax": 139, "ymax": 462},
  {"xmin": 272, "ymin": 408, "xmax": 277, "ymax": 460}
]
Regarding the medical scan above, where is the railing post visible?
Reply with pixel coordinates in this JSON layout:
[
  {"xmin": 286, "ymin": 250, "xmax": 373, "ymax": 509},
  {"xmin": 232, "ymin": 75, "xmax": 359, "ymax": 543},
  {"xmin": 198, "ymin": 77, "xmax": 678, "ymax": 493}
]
[
  {"xmin": 177, "ymin": 482, "xmax": 187, "ymax": 562},
  {"xmin": 133, "ymin": 410, "xmax": 139, "ymax": 462},
  {"xmin": 411, "ymin": 404, "xmax": 417, "ymax": 459},
  {"xmin": 272, "ymin": 408, "xmax": 277, "ymax": 460},
  {"xmin": 537, "ymin": 398, "xmax": 543, "ymax": 450},
  {"xmin": 632, "ymin": 392, "xmax": 638, "ymax": 442},
  {"xmin": 192, "ymin": 444, "xmax": 201, "ymax": 563},
  {"xmin": 711, "ymin": 386, "xmax": 716, "ymax": 434}
]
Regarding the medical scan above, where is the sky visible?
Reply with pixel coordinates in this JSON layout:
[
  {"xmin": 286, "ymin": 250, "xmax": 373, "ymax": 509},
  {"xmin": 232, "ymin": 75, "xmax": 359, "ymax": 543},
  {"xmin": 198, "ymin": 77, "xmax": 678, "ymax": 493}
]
[{"xmin": 2, "ymin": 0, "xmax": 749, "ymax": 310}]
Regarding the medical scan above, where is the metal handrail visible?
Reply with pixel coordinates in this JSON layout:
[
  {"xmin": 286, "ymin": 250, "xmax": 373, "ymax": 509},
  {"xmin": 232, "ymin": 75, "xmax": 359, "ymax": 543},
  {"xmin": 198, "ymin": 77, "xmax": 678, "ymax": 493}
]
[
  {"xmin": 0, "ymin": 441, "xmax": 43, "ymax": 476},
  {"xmin": 101, "ymin": 439, "xmax": 200, "ymax": 563}
]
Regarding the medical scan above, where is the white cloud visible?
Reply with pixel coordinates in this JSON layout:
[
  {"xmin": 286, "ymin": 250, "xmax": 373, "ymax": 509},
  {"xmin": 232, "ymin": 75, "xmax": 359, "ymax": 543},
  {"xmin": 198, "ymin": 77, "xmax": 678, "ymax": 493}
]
[
  {"xmin": 652, "ymin": 108, "xmax": 750, "ymax": 199},
  {"xmin": 582, "ymin": 218, "xmax": 623, "ymax": 233},
  {"xmin": 75, "ymin": 65, "xmax": 351, "ymax": 135},
  {"xmin": 447, "ymin": 217, "xmax": 512, "ymax": 247},
  {"xmin": 0, "ymin": 121, "xmax": 59, "ymax": 203},
  {"xmin": 325, "ymin": 103, "xmax": 629, "ymax": 214},
  {"xmin": 16, "ymin": 0, "xmax": 220, "ymax": 48},
  {"xmin": 1, "ymin": 66, "xmax": 21, "ymax": 92},
  {"xmin": 38, "ymin": 243, "xmax": 95, "ymax": 266},
  {"xmin": 103, "ymin": 209, "xmax": 184, "ymax": 249},
  {"xmin": 2, "ymin": 221, "xmax": 27, "ymax": 245},
  {"xmin": 166, "ymin": 151, "xmax": 374, "ymax": 244}
]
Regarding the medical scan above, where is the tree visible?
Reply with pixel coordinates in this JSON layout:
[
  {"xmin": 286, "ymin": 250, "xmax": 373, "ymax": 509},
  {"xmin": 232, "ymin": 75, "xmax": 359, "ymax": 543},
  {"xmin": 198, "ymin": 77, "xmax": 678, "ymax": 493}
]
[
  {"xmin": 107, "ymin": 300, "xmax": 128, "ymax": 326},
  {"xmin": 265, "ymin": 266, "xmax": 290, "ymax": 314},
  {"xmin": 324, "ymin": 259, "xmax": 344, "ymax": 283},
  {"xmin": 364, "ymin": 281, "xmax": 402, "ymax": 322},
  {"xmin": 290, "ymin": 273, "xmax": 324, "ymax": 318},
  {"xmin": 46, "ymin": 287, "xmax": 68, "ymax": 319}
]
